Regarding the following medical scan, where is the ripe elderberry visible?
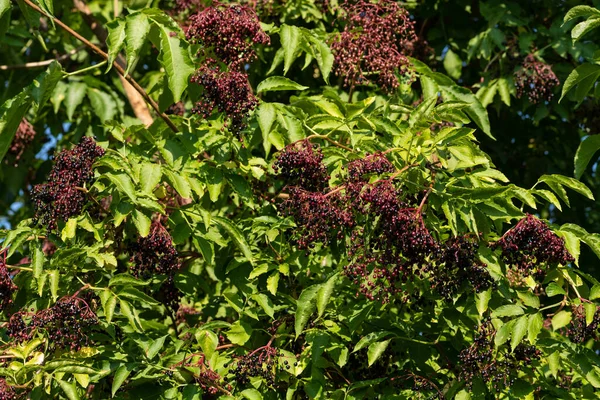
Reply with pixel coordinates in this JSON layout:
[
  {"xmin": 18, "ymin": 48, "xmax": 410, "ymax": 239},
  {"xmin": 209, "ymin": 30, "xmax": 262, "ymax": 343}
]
[
  {"xmin": 514, "ymin": 54, "xmax": 559, "ymax": 103},
  {"xmin": 346, "ymin": 152, "xmax": 394, "ymax": 182},
  {"xmin": 165, "ymin": 102, "xmax": 185, "ymax": 116},
  {"xmin": 31, "ymin": 137, "xmax": 105, "ymax": 231},
  {"xmin": 330, "ymin": 0, "xmax": 417, "ymax": 92},
  {"xmin": 190, "ymin": 61, "xmax": 259, "ymax": 133},
  {"xmin": 493, "ymin": 214, "xmax": 573, "ymax": 281},
  {"xmin": 278, "ymin": 188, "xmax": 354, "ymax": 250},
  {"xmin": 186, "ymin": 3, "xmax": 269, "ymax": 69},
  {"xmin": 0, "ymin": 252, "xmax": 17, "ymax": 311},
  {"xmin": 129, "ymin": 221, "xmax": 180, "ymax": 278},
  {"xmin": 234, "ymin": 345, "xmax": 281, "ymax": 388},
  {"xmin": 0, "ymin": 379, "xmax": 18, "ymax": 400},
  {"xmin": 8, "ymin": 118, "xmax": 36, "ymax": 165},
  {"xmin": 10, "ymin": 296, "xmax": 98, "ymax": 350},
  {"xmin": 273, "ymin": 140, "xmax": 329, "ymax": 191},
  {"xmin": 566, "ymin": 304, "xmax": 600, "ymax": 344}
]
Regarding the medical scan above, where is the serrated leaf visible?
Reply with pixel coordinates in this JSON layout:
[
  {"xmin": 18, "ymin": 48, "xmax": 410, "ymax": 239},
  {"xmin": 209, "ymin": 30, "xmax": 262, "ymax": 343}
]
[
  {"xmin": 564, "ymin": 6, "xmax": 600, "ymax": 24},
  {"xmin": 131, "ymin": 209, "xmax": 151, "ymax": 237},
  {"xmin": 572, "ymin": 17, "xmax": 600, "ymax": 42},
  {"xmin": 64, "ymin": 82, "xmax": 87, "ymax": 121},
  {"xmin": 539, "ymin": 174, "xmax": 594, "ymax": 200},
  {"xmin": 511, "ymin": 315, "xmax": 528, "ymax": 350},
  {"xmin": 367, "ymin": 340, "xmax": 390, "ymax": 367},
  {"xmin": 241, "ymin": 388, "xmax": 263, "ymax": 400},
  {"xmin": 547, "ymin": 351, "xmax": 559, "ymax": 378},
  {"xmin": 476, "ymin": 289, "xmax": 492, "ymax": 316},
  {"xmin": 257, "ymin": 76, "xmax": 308, "ymax": 93},
  {"xmin": 492, "ymin": 304, "xmax": 524, "ymax": 318},
  {"xmin": 528, "ymin": 312, "xmax": 543, "ymax": 344},
  {"xmin": 257, "ymin": 102, "xmax": 276, "ymax": 155},
  {"xmin": 226, "ymin": 321, "xmax": 252, "ymax": 345},
  {"xmin": 196, "ymin": 330, "xmax": 218, "ymax": 360},
  {"xmin": 439, "ymin": 84, "xmax": 493, "ymax": 139},
  {"xmin": 546, "ymin": 282, "xmax": 566, "ymax": 297},
  {"xmin": 109, "ymin": 274, "xmax": 150, "ymax": 287},
  {"xmin": 295, "ymin": 284, "xmax": 320, "ymax": 337},
  {"xmin": 590, "ymin": 285, "xmax": 600, "ymax": 300},
  {"xmin": 495, "ymin": 320, "xmax": 514, "ymax": 347},
  {"xmin": 29, "ymin": 61, "xmax": 63, "ymax": 111},
  {"xmin": 106, "ymin": 19, "xmax": 126, "ymax": 72},
  {"xmin": 49, "ymin": 269, "xmax": 59, "ymax": 301},
  {"xmin": 103, "ymin": 293, "xmax": 117, "ymax": 324},
  {"xmin": 0, "ymin": 92, "xmax": 31, "ymax": 164},
  {"xmin": 139, "ymin": 163, "xmax": 162, "ymax": 194},
  {"xmin": 317, "ymin": 274, "xmax": 337, "ymax": 318},
  {"xmin": 280, "ymin": 25, "xmax": 301, "ymax": 74},
  {"xmin": 124, "ymin": 12, "xmax": 151, "ymax": 75},
  {"xmin": 212, "ymin": 216, "xmax": 254, "ymax": 265},
  {"xmin": 105, "ymin": 171, "xmax": 137, "ymax": 201},
  {"xmin": 552, "ymin": 311, "xmax": 572, "ymax": 330},
  {"xmin": 443, "ymin": 49, "xmax": 462, "ymax": 80},
  {"xmin": 253, "ymin": 293, "xmax": 274, "ymax": 318},
  {"xmin": 574, "ymin": 135, "xmax": 600, "ymax": 179},
  {"xmin": 560, "ymin": 63, "xmax": 600, "ymax": 102},
  {"xmin": 157, "ymin": 26, "xmax": 194, "ymax": 102},
  {"xmin": 112, "ymin": 364, "xmax": 133, "ymax": 397},
  {"xmin": 32, "ymin": 242, "xmax": 45, "ymax": 279},
  {"xmin": 58, "ymin": 379, "xmax": 80, "ymax": 400},
  {"xmin": 119, "ymin": 299, "xmax": 139, "ymax": 331},
  {"xmin": 267, "ymin": 272, "xmax": 279, "ymax": 295}
]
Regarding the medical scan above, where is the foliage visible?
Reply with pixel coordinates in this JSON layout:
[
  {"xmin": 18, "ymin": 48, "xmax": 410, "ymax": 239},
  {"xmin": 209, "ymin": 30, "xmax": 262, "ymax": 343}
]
[{"xmin": 1, "ymin": 0, "xmax": 600, "ymax": 399}]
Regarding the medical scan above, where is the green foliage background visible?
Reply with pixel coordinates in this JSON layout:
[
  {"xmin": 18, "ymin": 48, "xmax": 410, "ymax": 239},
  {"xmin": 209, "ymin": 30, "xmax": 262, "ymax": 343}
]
[{"xmin": 2, "ymin": 0, "xmax": 600, "ymax": 399}]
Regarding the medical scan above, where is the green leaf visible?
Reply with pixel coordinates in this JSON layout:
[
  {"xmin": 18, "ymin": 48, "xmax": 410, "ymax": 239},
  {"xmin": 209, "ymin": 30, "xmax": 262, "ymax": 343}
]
[
  {"xmin": 139, "ymin": 163, "xmax": 162, "ymax": 194},
  {"xmin": 157, "ymin": 26, "xmax": 194, "ymax": 102},
  {"xmin": 574, "ymin": 135, "xmax": 600, "ymax": 179},
  {"xmin": 257, "ymin": 76, "xmax": 308, "ymax": 93},
  {"xmin": 539, "ymin": 174, "xmax": 594, "ymax": 200},
  {"xmin": 476, "ymin": 289, "xmax": 492, "ymax": 316},
  {"xmin": 295, "ymin": 284, "xmax": 320, "ymax": 337},
  {"xmin": 443, "ymin": 49, "xmax": 462, "ymax": 80},
  {"xmin": 105, "ymin": 171, "xmax": 137, "ymax": 201},
  {"xmin": 64, "ymin": 82, "xmax": 87, "ymax": 121},
  {"xmin": 106, "ymin": 19, "xmax": 126, "ymax": 72},
  {"xmin": 551, "ymin": 311, "xmax": 572, "ymax": 330},
  {"xmin": 497, "ymin": 77, "xmax": 511, "ymax": 106},
  {"xmin": 305, "ymin": 34, "xmax": 333, "ymax": 83},
  {"xmin": 280, "ymin": 25, "xmax": 302, "ymax": 74},
  {"xmin": 590, "ymin": 285, "xmax": 600, "ymax": 300},
  {"xmin": 546, "ymin": 282, "xmax": 566, "ymax": 297},
  {"xmin": 131, "ymin": 209, "xmax": 151, "ymax": 237},
  {"xmin": 560, "ymin": 63, "xmax": 600, "ymax": 102},
  {"xmin": 49, "ymin": 270, "xmax": 59, "ymax": 301},
  {"xmin": 572, "ymin": 17, "xmax": 600, "ymax": 42},
  {"xmin": 124, "ymin": 12, "xmax": 151, "ymax": 74},
  {"xmin": 119, "ymin": 299, "xmax": 140, "ymax": 331},
  {"xmin": 439, "ymin": 84, "xmax": 493, "ymax": 139},
  {"xmin": 86, "ymin": 88, "xmax": 117, "ymax": 122},
  {"xmin": 317, "ymin": 274, "xmax": 337, "ymax": 318},
  {"xmin": 109, "ymin": 274, "xmax": 150, "ymax": 287},
  {"xmin": 103, "ymin": 293, "xmax": 117, "ymax": 324},
  {"xmin": 226, "ymin": 321, "xmax": 253, "ymax": 345},
  {"xmin": 241, "ymin": 388, "xmax": 263, "ymax": 400},
  {"xmin": 267, "ymin": 272, "xmax": 279, "ymax": 296},
  {"xmin": 164, "ymin": 170, "xmax": 192, "ymax": 199},
  {"xmin": 31, "ymin": 242, "xmax": 45, "ymax": 279},
  {"xmin": 511, "ymin": 315, "xmax": 528, "ymax": 350},
  {"xmin": 58, "ymin": 379, "xmax": 80, "ymax": 400},
  {"xmin": 257, "ymin": 102, "xmax": 277, "ymax": 154},
  {"xmin": 564, "ymin": 6, "xmax": 600, "ymax": 24},
  {"xmin": 29, "ymin": 61, "xmax": 63, "ymax": 111},
  {"xmin": 112, "ymin": 364, "xmax": 133, "ymax": 397},
  {"xmin": 492, "ymin": 304, "xmax": 524, "ymax": 318},
  {"xmin": 146, "ymin": 335, "xmax": 167, "ymax": 359},
  {"xmin": 212, "ymin": 216, "xmax": 254, "ymax": 265},
  {"xmin": 547, "ymin": 351, "xmax": 560, "ymax": 378},
  {"xmin": 495, "ymin": 320, "xmax": 515, "ymax": 347},
  {"xmin": 528, "ymin": 312, "xmax": 543, "ymax": 344},
  {"xmin": 117, "ymin": 286, "xmax": 159, "ymax": 305},
  {"xmin": 196, "ymin": 330, "xmax": 219, "ymax": 360},
  {"xmin": 0, "ymin": 92, "xmax": 31, "ymax": 164},
  {"xmin": 253, "ymin": 293, "xmax": 275, "ymax": 318},
  {"xmin": 367, "ymin": 340, "xmax": 390, "ymax": 367}
]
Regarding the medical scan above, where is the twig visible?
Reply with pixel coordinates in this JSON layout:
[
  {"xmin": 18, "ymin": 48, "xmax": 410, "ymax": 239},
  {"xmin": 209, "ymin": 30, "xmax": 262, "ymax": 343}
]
[
  {"xmin": 0, "ymin": 46, "xmax": 85, "ymax": 70},
  {"xmin": 21, "ymin": 0, "xmax": 177, "ymax": 132}
]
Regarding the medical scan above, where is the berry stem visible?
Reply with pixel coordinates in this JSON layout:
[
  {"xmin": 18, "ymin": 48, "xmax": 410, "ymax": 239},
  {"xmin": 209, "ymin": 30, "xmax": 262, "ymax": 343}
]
[
  {"xmin": 5, "ymin": 265, "xmax": 33, "ymax": 272},
  {"xmin": 20, "ymin": 0, "xmax": 179, "ymax": 133}
]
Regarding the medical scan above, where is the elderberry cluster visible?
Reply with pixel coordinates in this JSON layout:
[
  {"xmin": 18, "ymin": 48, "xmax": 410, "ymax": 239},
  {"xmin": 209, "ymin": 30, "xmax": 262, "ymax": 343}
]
[
  {"xmin": 566, "ymin": 304, "xmax": 600, "ymax": 344},
  {"xmin": 234, "ymin": 346, "xmax": 280, "ymax": 387},
  {"xmin": 195, "ymin": 368, "xmax": 221, "ymax": 395},
  {"xmin": 0, "ymin": 379, "xmax": 18, "ymax": 400},
  {"xmin": 8, "ymin": 296, "xmax": 97, "ymax": 351},
  {"xmin": 0, "ymin": 255, "xmax": 17, "ymax": 311},
  {"xmin": 431, "ymin": 236, "xmax": 495, "ymax": 300},
  {"xmin": 514, "ymin": 54, "xmax": 559, "ymax": 103},
  {"xmin": 129, "ymin": 221, "xmax": 180, "ymax": 278},
  {"xmin": 165, "ymin": 102, "xmax": 185, "ymax": 116},
  {"xmin": 31, "ymin": 137, "xmax": 105, "ymax": 231},
  {"xmin": 493, "ymin": 214, "xmax": 573, "ymax": 282},
  {"xmin": 8, "ymin": 118, "xmax": 36, "ymax": 165},
  {"xmin": 279, "ymin": 188, "xmax": 353, "ymax": 250},
  {"xmin": 273, "ymin": 141, "xmax": 329, "ymax": 191},
  {"xmin": 190, "ymin": 61, "xmax": 259, "ymax": 133},
  {"xmin": 458, "ymin": 321, "xmax": 540, "ymax": 392},
  {"xmin": 186, "ymin": 3, "xmax": 269, "ymax": 69},
  {"xmin": 331, "ymin": 0, "xmax": 417, "ymax": 92}
]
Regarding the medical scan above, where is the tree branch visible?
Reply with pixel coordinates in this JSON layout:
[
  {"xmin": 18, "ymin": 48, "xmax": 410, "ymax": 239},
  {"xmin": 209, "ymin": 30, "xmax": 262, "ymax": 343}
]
[
  {"xmin": 0, "ymin": 46, "xmax": 85, "ymax": 70},
  {"xmin": 21, "ymin": 0, "xmax": 178, "ymax": 132}
]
